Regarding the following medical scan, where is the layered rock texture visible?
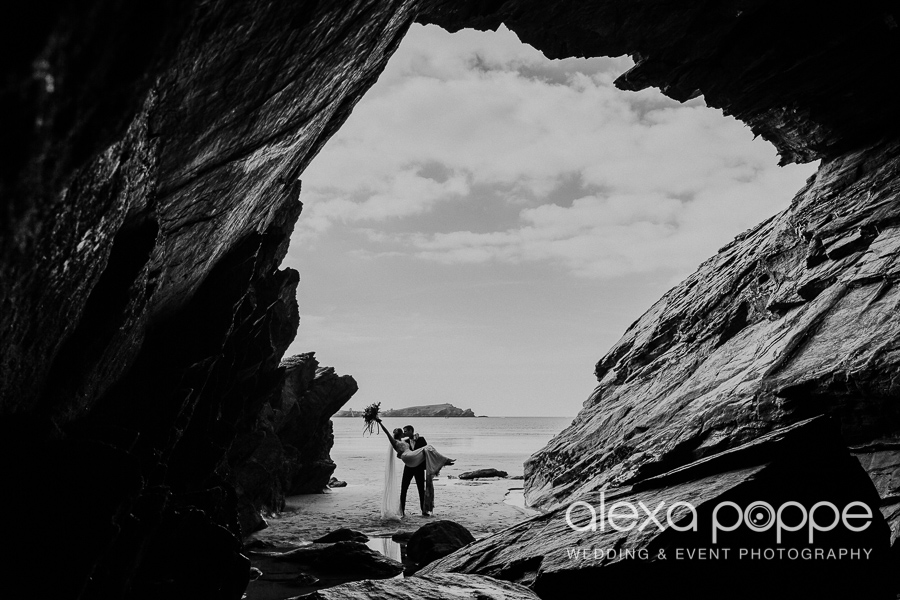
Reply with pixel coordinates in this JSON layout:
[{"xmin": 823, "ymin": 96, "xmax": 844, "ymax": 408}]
[
  {"xmin": 422, "ymin": 0, "xmax": 900, "ymax": 165},
  {"xmin": 423, "ymin": 418, "xmax": 894, "ymax": 599},
  {"xmin": 299, "ymin": 573, "xmax": 539, "ymax": 600},
  {"xmin": 525, "ymin": 139, "xmax": 900, "ymax": 511},
  {"xmin": 2, "ymin": 1, "xmax": 414, "ymax": 598},
  {"xmin": 4, "ymin": 0, "xmax": 900, "ymax": 598}
]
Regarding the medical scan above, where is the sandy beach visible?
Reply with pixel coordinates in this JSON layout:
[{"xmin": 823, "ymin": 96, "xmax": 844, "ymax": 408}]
[
  {"xmin": 243, "ymin": 418, "xmax": 563, "ymax": 599},
  {"xmin": 244, "ymin": 473, "xmax": 539, "ymax": 600},
  {"xmin": 252, "ymin": 474, "xmax": 537, "ymax": 545},
  {"xmin": 250, "ymin": 416, "xmax": 566, "ymax": 543}
]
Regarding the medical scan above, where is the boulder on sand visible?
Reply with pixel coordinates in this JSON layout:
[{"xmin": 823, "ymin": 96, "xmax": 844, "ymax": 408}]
[
  {"xmin": 407, "ymin": 521, "xmax": 476, "ymax": 566},
  {"xmin": 313, "ymin": 528, "xmax": 368, "ymax": 544},
  {"xmin": 273, "ymin": 541, "xmax": 402, "ymax": 578},
  {"xmin": 458, "ymin": 469, "xmax": 507, "ymax": 480}
]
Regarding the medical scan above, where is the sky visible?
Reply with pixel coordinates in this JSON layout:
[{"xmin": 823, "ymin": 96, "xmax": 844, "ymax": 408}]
[{"xmin": 281, "ymin": 24, "xmax": 818, "ymax": 417}]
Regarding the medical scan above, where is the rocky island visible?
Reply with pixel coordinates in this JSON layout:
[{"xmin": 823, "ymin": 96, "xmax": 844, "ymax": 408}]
[
  {"xmin": 337, "ymin": 403, "xmax": 476, "ymax": 418},
  {"xmin": 3, "ymin": 0, "xmax": 899, "ymax": 599}
]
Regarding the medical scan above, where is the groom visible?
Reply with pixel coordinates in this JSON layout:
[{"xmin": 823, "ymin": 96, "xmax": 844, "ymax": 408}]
[{"xmin": 400, "ymin": 424, "xmax": 430, "ymax": 516}]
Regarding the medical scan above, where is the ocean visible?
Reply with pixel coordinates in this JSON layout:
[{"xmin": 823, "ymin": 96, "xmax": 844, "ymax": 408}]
[{"xmin": 330, "ymin": 416, "xmax": 574, "ymax": 486}]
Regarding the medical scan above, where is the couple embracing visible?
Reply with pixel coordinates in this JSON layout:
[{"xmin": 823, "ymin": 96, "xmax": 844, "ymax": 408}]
[{"xmin": 375, "ymin": 419, "xmax": 455, "ymax": 520}]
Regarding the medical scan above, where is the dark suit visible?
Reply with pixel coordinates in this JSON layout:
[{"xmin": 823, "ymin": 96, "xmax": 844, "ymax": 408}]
[{"xmin": 400, "ymin": 435, "xmax": 427, "ymax": 514}]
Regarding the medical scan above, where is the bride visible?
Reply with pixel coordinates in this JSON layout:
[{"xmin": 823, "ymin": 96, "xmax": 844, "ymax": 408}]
[{"xmin": 376, "ymin": 418, "xmax": 454, "ymax": 519}]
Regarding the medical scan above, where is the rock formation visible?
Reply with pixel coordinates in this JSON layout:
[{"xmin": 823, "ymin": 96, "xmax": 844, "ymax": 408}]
[
  {"xmin": 277, "ymin": 356, "xmax": 358, "ymax": 494},
  {"xmin": 423, "ymin": 418, "xmax": 894, "ymax": 599},
  {"xmin": 525, "ymin": 138, "xmax": 900, "ymax": 514},
  {"xmin": 313, "ymin": 528, "xmax": 370, "ymax": 544},
  {"xmin": 269, "ymin": 541, "xmax": 405, "ymax": 578},
  {"xmin": 2, "ymin": 2, "xmax": 415, "ymax": 597},
  {"xmin": 459, "ymin": 469, "xmax": 509, "ymax": 480},
  {"xmin": 519, "ymin": 138, "xmax": 900, "ymax": 585},
  {"xmin": 407, "ymin": 520, "xmax": 477, "ymax": 567},
  {"xmin": 246, "ymin": 539, "xmax": 404, "ymax": 597},
  {"xmin": 226, "ymin": 353, "xmax": 357, "ymax": 535},
  {"xmin": 4, "ymin": 0, "xmax": 900, "ymax": 598}
]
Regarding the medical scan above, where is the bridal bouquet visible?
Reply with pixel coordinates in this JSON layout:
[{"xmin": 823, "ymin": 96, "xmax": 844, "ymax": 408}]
[{"xmin": 362, "ymin": 402, "xmax": 381, "ymax": 435}]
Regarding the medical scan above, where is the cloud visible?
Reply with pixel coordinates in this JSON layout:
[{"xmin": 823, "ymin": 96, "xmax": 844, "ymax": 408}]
[
  {"xmin": 299, "ymin": 168, "xmax": 469, "ymax": 232},
  {"xmin": 404, "ymin": 162, "xmax": 810, "ymax": 278},
  {"xmin": 294, "ymin": 23, "xmax": 817, "ymax": 279}
]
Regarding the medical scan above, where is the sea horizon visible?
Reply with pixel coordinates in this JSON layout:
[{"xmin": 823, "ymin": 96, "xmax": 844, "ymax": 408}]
[
  {"xmin": 330, "ymin": 415, "xmax": 573, "ymax": 487},
  {"xmin": 333, "ymin": 414, "xmax": 577, "ymax": 418}
]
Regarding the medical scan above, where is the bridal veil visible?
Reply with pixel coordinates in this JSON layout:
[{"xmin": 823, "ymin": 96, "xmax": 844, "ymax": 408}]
[{"xmin": 381, "ymin": 442, "xmax": 402, "ymax": 520}]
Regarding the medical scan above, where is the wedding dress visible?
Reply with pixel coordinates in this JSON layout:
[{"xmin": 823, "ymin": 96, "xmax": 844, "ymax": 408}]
[
  {"xmin": 396, "ymin": 440, "xmax": 453, "ymax": 476},
  {"xmin": 381, "ymin": 443, "xmax": 402, "ymax": 520}
]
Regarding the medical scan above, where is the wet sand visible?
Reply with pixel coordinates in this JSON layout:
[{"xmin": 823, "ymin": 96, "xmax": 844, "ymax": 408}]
[{"xmin": 244, "ymin": 475, "xmax": 539, "ymax": 599}]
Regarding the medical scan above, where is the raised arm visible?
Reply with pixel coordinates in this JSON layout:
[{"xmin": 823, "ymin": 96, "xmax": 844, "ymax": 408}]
[{"xmin": 377, "ymin": 419, "xmax": 402, "ymax": 453}]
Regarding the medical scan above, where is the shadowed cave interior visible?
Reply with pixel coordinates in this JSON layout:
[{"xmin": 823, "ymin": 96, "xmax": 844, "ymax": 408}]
[{"xmin": 1, "ymin": 1, "xmax": 900, "ymax": 598}]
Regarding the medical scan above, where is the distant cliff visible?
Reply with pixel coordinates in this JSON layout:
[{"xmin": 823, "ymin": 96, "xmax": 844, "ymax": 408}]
[{"xmin": 337, "ymin": 403, "xmax": 476, "ymax": 417}]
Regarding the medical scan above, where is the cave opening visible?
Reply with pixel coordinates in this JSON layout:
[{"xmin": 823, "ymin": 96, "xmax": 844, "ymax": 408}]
[
  {"xmin": 280, "ymin": 23, "xmax": 818, "ymax": 420},
  {"xmin": 7, "ymin": 2, "xmax": 900, "ymax": 598}
]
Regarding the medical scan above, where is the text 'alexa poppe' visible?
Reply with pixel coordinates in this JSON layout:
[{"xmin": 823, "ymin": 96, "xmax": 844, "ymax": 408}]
[{"xmin": 417, "ymin": 417, "xmax": 894, "ymax": 600}]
